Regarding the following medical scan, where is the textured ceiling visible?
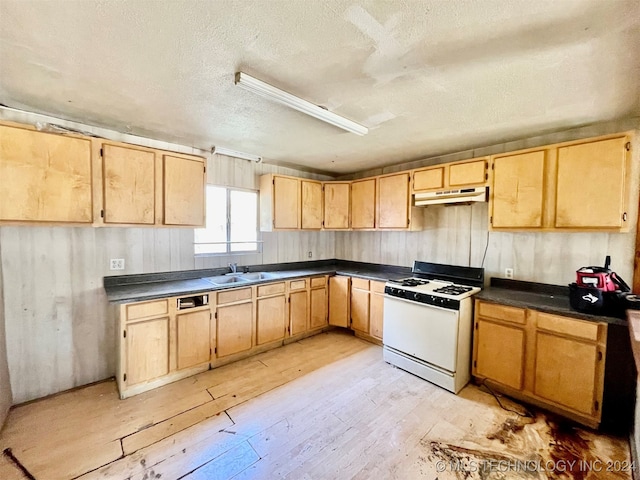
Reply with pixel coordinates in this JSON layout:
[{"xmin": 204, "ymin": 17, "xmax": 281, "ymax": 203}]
[{"xmin": 0, "ymin": 0, "xmax": 639, "ymax": 174}]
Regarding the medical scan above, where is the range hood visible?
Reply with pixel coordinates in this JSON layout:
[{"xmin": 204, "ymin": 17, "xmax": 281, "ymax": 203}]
[{"xmin": 413, "ymin": 186, "xmax": 487, "ymax": 206}]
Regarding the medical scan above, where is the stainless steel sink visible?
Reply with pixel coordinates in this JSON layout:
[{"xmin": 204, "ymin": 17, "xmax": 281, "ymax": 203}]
[
  {"xmin": 203, "ymin": 275, "xmax": 250, "ymax": 285},
  {"xmin": 240, "ymin": 272, "xmax": 280, "ymax": 281}
]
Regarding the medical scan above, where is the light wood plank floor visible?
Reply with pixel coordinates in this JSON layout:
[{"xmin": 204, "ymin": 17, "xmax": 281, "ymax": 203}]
[{"xmin": 0, "ymin": 330, "xmax": 631, "ymax": 480}]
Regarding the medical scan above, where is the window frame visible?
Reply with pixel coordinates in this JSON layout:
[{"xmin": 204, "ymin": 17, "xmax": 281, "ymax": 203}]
[{"xmin": 194, "ymin": 185, "xmax": 261, "ymax": 256}]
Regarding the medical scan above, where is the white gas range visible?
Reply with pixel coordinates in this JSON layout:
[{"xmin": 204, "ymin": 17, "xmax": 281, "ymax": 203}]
[{"xmin": 383, "ymin": 261, "xmax": 484, "ymax": 394}]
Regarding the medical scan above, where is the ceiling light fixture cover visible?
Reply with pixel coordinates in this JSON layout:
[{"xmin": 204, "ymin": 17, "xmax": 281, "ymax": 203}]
[
  {"xmin": 235, "ymin": 72, "xmax": 368, "ymax": 136},
  {"xmin": 212, "ymin": 146, "xmax": 262, "ymax": 163}
]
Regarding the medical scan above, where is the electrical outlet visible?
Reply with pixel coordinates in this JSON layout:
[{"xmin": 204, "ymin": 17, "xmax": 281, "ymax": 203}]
[
  {"xmin": 308, "ymin": 251, "xmax": 313, "ymax": 258},
  {"xmin": 505, "ymin": 268, "xmax": 514, "ymax": 279},
  {"xmin": 110, "ymin": 258, "xmax": 125, "ymax": 270}
]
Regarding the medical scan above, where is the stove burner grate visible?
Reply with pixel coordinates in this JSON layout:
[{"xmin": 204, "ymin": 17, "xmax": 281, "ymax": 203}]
[
  {"xmin": 401, "ymin": 278, "xmax": 430, "ymax": 287},
  {"xmin": 432, "ymin": 284, "xmax": 473, "ymax": 295}
]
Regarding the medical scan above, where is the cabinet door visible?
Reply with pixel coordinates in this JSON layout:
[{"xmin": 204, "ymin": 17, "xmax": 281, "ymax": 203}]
[
  {"xmin": 449, "ymin": 159, "xmax": 486, "ymax": 187},
  {"xmin": 163, "ymin": 154, "xmax": 205, "ymax": 226},
  {"xmin": 257, "ymin": 295, "xmax": 287, "ymax": 345},
  {"xmin": 289, "ymin": 290, "xmax": 308, "ymax": 335},
  {"xmin": 370, "ymin": 289, "xmax": 385, "ymax": 340},
  {"xmin": 491, "ymin": 151, "xmax": 545, "ymax": 228},
  {"xmin": 413, "ymin": 166, "xmax": 444, "ymax": 192},
  {"xmin": 350, "ymin": 288, "xmax": 370, "ymax": 333},
  {"xmin": 0, "ymin": 125, "xmax": 92, "ymax": 223},
  {"xmin": 176, "ymin": 310, "xmax": 211, "ymax": 370},
  {"xmin": 301, "ymin": 180, "xmax": 323, "ymax": 229},
  {"xmin": 377, "ymin": 173, "xmax": 410, "ymax": 229},
  {"xmin": 534, "ymin": 332, "xmax": 601, "ymax": 415},
  {"xmin": 126, "ymin": 317, "xmax": 170, "ymax": 385},
  {"xmin": 474, "ymin": 319, "xmax": 525, "ymax": 390},
  {"xmin": 102, "ymin": 144, "xmax": 156, "ymax": 224},
  {"xmin": 217, "ymin": 302, "xmax": 253, "ymax": 357},
  {"xmin": 323, "ymin": 182, "xmax": 350, "ymax": 229},
  {"xmin": 274, "ymin": 176, "xmax": 300, "ymax": 229},
  {"xmin": 329, "ymin": 276, "xmax": 350, "ymax": 327},
  {"xmin": 310, "ymin": 287, "xmax": 328, "ymax": 329},
  {"xmin": 351, "ymin": 178, "xmax": 376, "ymax": 229},
  {"xmin": 555, "ymin": 137, "xmax": 627, "ymax": 228}
]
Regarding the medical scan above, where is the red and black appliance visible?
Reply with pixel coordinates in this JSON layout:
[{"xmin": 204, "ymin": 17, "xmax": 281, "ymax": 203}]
[{"xmin": 570, "ymin": 256, "xmax": 631, "ymax": 317}]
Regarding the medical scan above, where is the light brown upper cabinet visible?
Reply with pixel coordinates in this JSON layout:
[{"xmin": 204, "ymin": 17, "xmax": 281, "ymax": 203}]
[
  {"xmin": 350, "ymin": 178, "xmax": 376, "ymax": 229},
  {"xmin": 490, "ymin": 133, "xmax": 631, "ymax": 232},
  {"xmin": 323, "ymin": 182, "xmax": 350, "ymax": 229},
  {"xmin": 101, "ymin": 143, "xmax": 156, "ymax": 225},
  {"xmin": 301, "ymin": 180, "xmax": 323, "ymax": 229},
  {"xmin": 0, "ymin": 123, "xmax": 93, "ymax": 224},
  {"xmin": 260, "ymin": 174, "xmax": 300, "ymax": 231},
  {"xmin": 491, "ymin": 150, "xmax": 545, "ymax": 228},
  {"xmin": 412, "ymin": 157, "xmax": 488, "ymax": 193},
  {"xmin": 377, "ymin": 172, "xmax": 412, "ymax": 229},
  {"xmin": 163, "ymin": 154, "xmax": 206, "ymax": 226},
  {"xmin": 555, "ymin": 137, "xmax": 629, "ymax": 229}
]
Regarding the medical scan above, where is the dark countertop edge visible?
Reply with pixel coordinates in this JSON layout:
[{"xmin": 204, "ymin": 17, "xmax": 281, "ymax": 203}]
[
  {"xmin": 478, "ymin": 284, "xmax": 628, "ymax": 327},
  {"xmin": 105, "ymin": 263, "xmax": 412, "ymax": 304},
  {"xmin": 103, "ymin": 259, "xmax": 411, "ymax": 288}
]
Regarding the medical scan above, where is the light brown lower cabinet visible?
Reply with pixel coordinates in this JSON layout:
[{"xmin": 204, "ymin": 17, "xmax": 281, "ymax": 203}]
[
  {"xmin": 309, "ymin": 277, "xmax": 328, "ymax": 330},
  {"xmin": 329, "ymin": 276, "xmax": 350, "ymax": 327},
  {"xmin": 118, "ymin": 296, "xmax": 211, "ymax": 399},
  {"xmin": 289, "ymin": 283, "xmax": 309, "ymax": 336},
  {"xmin": 472, "ymin": 300, "xmax": 607, "ymax": 428},
  {"xmin": 369, "ymin": 281, "xmax": 385, "ymax": 340},
  {"xmin": 350, "ymin": 278, "xmax": 370, "ymax": 333},
  {"xmin": 256, "ymin": 283, "xmax": 287, "ymax": 345},
  {"xmin": 216, "ymin": 295, "xmax": 253, "ymax": 357}
]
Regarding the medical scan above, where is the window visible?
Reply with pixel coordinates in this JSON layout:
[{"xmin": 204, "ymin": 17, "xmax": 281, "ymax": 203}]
[{"xmin": 194, "ymin": 185, "xmax": 260, "ymax": 254}]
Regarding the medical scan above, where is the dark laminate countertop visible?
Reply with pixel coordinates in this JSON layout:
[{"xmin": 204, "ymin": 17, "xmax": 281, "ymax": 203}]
[
  {"xmin": 104, "ymin": 260, "xmax": 411, "ymax": 304},
  {"xmin": 477, "ymin": 278, "xmax": 628, "ymax": 326}
]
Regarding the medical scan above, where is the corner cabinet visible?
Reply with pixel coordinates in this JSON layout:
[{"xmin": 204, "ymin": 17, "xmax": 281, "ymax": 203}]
[
  {"xmin": 472, "ymin": 300, "xmax": 607, "ymax": 428},
  {"xmin": 490, "ymin": 134, "xmax": 632, "ymax": 232},
  {"xmin": 0, "ymin": 123, "xmax": 93, "ymax": 224}
]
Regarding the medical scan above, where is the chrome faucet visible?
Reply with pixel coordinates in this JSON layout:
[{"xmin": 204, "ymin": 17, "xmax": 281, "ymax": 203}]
[{"xmin": 228, "ymin": 263, "xmax": 238, "ymax": 274}]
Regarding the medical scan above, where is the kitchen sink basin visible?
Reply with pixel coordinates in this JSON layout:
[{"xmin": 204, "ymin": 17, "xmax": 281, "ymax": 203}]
[
  {"xmin": 203, "ymin": 275, "xmax": 250, "ymax": 285},
  {"xmin": 239, "ymin": 272, "xmax": 280, "ymax": 281}
]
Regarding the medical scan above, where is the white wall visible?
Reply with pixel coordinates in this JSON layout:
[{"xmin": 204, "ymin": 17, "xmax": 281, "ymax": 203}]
[
  {"xmin": 0, "ymin": 110, "xmax": 334, "ymax": 403},
  {"xmin": 337, "ymin": 120, "xmax": 640, "ymax": 287}
]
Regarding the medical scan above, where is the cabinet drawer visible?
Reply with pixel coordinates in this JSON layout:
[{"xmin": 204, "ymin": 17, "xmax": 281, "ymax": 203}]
[
  {"xmin": 126, "ymin": 299, "xmax": 169, "ymax": 321},
  {"xmin": 351, "ymin": 278, "xmax": 369, "ymax": 290},
  {"xmin": 289, "ymin": 279, "xmax": 307, "ymax": 291},
  {"xmin": 370, "ymin": 281, "xmax": 386, "ymax": 293},
  {"xmin": 476, "ymin": 301, "xmax": 526, "ymax": 325},
  {"xmin": 310, "ymin": 277, "xmax": 326, "ymax": 288},
  {"xmin": 257, "ymin": 282, "xmax": 286, "ymax": 297},
  {"xmin": 217, "ymin": 287, "xmax": 252, "ymax": 305},
  {"xmin": 536, "ymin": 312, "xmax": 601, "ymax": 341}
]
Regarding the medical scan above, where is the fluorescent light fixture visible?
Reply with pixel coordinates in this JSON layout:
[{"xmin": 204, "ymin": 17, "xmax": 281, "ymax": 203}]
[
  {"xmin": 234, "ymin": 72, "xmax": 368, "ymax": 136},
  {"xmin": 212, "ymin": 146, "xmax": 262, "ymax": 163}
]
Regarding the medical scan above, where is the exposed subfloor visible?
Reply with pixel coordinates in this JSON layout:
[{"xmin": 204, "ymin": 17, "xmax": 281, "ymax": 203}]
[{"xmin": 0, "ymin": 330, "xmax": 632, "ymax": 480}]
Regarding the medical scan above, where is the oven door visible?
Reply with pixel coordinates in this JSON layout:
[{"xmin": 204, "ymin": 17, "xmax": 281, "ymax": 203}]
[{"xmin": 383, "ymin": 295, "xmax": 459, "ymax": 372}]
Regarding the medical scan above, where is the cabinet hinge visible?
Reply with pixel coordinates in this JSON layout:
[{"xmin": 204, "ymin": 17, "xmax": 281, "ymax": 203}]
[
  {"xmin": 407, "ymin": 218, "xmax": 410, "ymax": 227},
  {"xmin": 123, "ymin": 373, "xmax": 127, "ymax": 382},
  {"xmin": 272, "ymin": 179, "xmax": 275, "ymax": 185},
  {"xmin": 485, "ymin": 173, "xmax": 488, "ymax": 181},
  {"xmin": 210, "ymin": 312, "xmax": 212, "ymax": 320},
  {"xmin": 491, "ymin": 163, "xmax": 495, "ymax": 170},
  {"xmin": 473, "ymin": 360, "xmax": 477, "ymax": 368},
  {"xmin": 625, "ymin": 142, "xmax": 631, "ymax": 151},
  {"xmin": 475, "ymin": 323, "xmax": 478, "ymax": 330},
  {"xmin": 203, "ymin": 165, "xmax": 206, "ymax": 173},
  {"xmin": 490, "ymin": 216, "xmax": 493, "ymax": 224},
  {"xmin": 100, "ymin": 209, "xmax": 104, "ymax": 218},
  {"xmin": 214, "ymin": 312, "xmax": 218, "ymax": 320},
  {"xmin": 123, "ymin": 330, "xmax": 126, "ymax": 338},
  {"xmin": 99, "ymin": 148, "xmax": 103, "ymax": 157},
  {"xmin": 322, "ymin": 220, "xmax": 325, "ymax": 227},
  {"xmin": 210, "ymin": 348, "xmax": 212, "ymax": 355},
  {"xmin": 622, "ymin": 212, "xmax": 628, "ymax": 222},
  {"xmin": 594, "ymin": 400, "xmax": 599, "ymax": 411},
  {"xmin": 214, "ymin": 347, "xmax": 217, "ymax": 354},
  {"xmin": 597, "ymin": 351, "xmax": 603, "ymax": 361}
]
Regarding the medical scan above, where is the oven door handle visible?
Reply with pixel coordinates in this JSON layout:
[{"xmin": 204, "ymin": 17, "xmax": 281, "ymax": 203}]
[{"xmin": 383, "ymin": 294, "xmax": 459, "ymax": 312}]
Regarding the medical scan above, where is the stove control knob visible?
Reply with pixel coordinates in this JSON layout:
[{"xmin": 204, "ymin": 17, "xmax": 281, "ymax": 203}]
[{"xmin": 413, "ymin": 293, "xmax": 420, "ymax": 301}]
